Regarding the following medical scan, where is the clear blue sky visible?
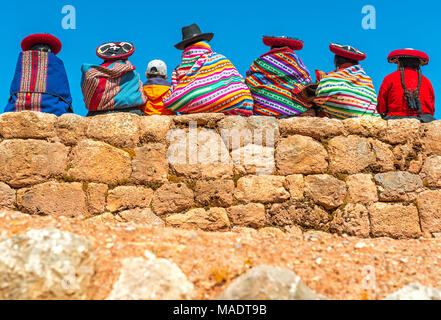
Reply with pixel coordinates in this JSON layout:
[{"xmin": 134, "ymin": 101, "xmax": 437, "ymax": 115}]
[{"xmin": 2, "ymin": 0, "xmax": 441, "ymax": 118}]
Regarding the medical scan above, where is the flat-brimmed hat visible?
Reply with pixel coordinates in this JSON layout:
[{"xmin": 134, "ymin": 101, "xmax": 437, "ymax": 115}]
[
  {"xmin": 388, "ymin": 49, "xmax": 429, "ymax": 66},
  {"xmin": 263, "ymin": 36, "xmax": 304, "ymax": 50},
  {"xmin": 96, "ymin": 42, "xmax": 135, "ymax": 61},
  {"xmin": 330, "ymin": 43, "xmax": 367, "ymax": 61},
  {"xmin": 175, "ymin": 24, "xmax": 214, "ymax": 50},
  {"xmin": 21, "ymin": 34, "xmax": 62, "ymax": 55}
]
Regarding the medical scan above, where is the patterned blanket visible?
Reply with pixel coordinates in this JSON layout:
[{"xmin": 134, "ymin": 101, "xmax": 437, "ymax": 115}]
[
  {"xmin": 163, "ymin": 42, "xmax": 253, "ymax": 115},
  {"xmin": 314, "ymin": 65, "xmax": 379, "ymax": 119},
  {"xmin": 81, "ymin": 60, "xmax": 146, "ymax": 112},
  {"xmin": 246, "ymin": 48, "xmax": 313, "ymax": 116},
  {"xmin": 5, "ymin": 51, "xmax": 73, "ymax": 116}
]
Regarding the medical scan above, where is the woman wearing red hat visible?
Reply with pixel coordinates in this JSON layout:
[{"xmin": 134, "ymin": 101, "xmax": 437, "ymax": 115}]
[{"xmin": 377, "ymin": 49, "xmax": 435, "ymax": 123}]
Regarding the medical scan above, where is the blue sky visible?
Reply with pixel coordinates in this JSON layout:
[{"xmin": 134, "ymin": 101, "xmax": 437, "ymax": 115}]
[{"xmin": 2, "ymin": 0, "xmax": 441, "ymax": 118}]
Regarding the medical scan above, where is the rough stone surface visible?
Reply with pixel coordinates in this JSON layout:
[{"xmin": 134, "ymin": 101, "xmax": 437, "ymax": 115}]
[
  {"xmin": 166, "ymin": 208, "xmax": 231, "ymax": 231},
  {"xmin": 173, "ymin": 113, "xmax": 225, "ymax": 128},
  {"xmin": 279, "ymin": 117, "xmax": 345, "ymax": 139},
  {"xmin": 227, "ymin": 203, "xmax": 266, "ymax": 228},
  {"xmin": 218, "ymin": 116, "xmax": 252, "ymax": 150},
  {"xmin": 131, "ymin": 143, "xmax": 168, "ymax": 185},
  {"xmin": 346, "ymin": 174, "xmax": 378, "ymax": 204},
  {"xmin": 369, "ymin": 139, "xmax": 396, "ymax": 172},
  {"xmin": 276, "ymin": 135, "xmax": 328, "ymax": 175},
  {"xmin": 0, "ymin": 182, "xmax": 16, "ymax": 210},
  {"xmin": 304, "ymin": 175, "xmax": 347, "ymax": 210},
  {"xmin": 420, "ymin": 156, "xmax": 441, "ymax": 188},
  {"xmin": 17, "ymin": 182, "xmax": 88, "ymax": 218},
  {"xmin": 0, "ymin": 140, "xmax": 68, "ymax": 188},
  {"xmin": 0, "ymin": 111, "xmax": 57, "ymax": 139},
  {"xmin": 328, "ymin": 136, "xmax": 375, "ymax": 174},
  {"xmin": 151, "ymin": 183, "xmax": 194, "ymax": 216},
  {"xmin": 384, "ymin": 119, "xmax": 421, "ymax": 145},
  {"xmin": 374, "ymin": 172, "xmax": 423, "ymax": 202},
  {"xmin": 195, "ymin": 180, "xmax": 234, "ymax": 208},
  {"xmin": 56, "ymin": 114, "xmax": 88, "ymax": 145},
  {"xmin": 247, "ymin": 116, "xmax": 280, "ymax": 146},
  {"xmin": 107, "ymin": 186, "xmax": 154, "ymax": 213},
  {"xmin": 85, "ymin": 183, "xmax": 108, "ymax": 216},
  {"xmin": 232, "ymin": 144, "xmax": 275, "ymax": 175},
  {"xmin": 369, "ymin": 203, "xmax": 422, "ymax": 239},
  {"xmin": 384, "ymin": 283, "xmax": 441, "ymax": 300},
  {"xmin": 343, "ymin": 116, "xmax": 387, "ymax": 138},
  {"xmin": 116, "ymin": 208, "xmax": 165, "ymax": 227},
  {"xmin": 235, "ymin": 176, "xmax": 289, "ymax": 204},
  {"xmin": 107, "ymin": 255, "xmax": 194, "ymax": 300},
  {"xmin": 269, "ymin": 202, "xmax": 330, "ymax": 231},
  {"xmin": 86, "ymin": 114, "xmax": 140, "ymax": 148},
  {"xmin": 424, "ymin": 121, "xmax": 441, "ymax": 155},
  {"xmin": 285, "ymin": 175, "xmax": 305, "ymax": 201},
  {"xmin": 417, "ymin": 190, "xmax": 441, "ymax": 234},
  {"xmin": 0, "ymin": 228, "xmax": 95, "ymax": 300},
  {"xmin": 217, "ymin": 266, "xmax": 325, "ymax": 300},
  {"xmin": 69, "ymin": 140, "xmax": 132, "ymax": 185},
  {"xmin": 140, "ymin": 115, "xmax": 173, "ymax": 142},
  {"xmin": 330, "ymin": 203, "xmax": 370, "ymax": 238}
]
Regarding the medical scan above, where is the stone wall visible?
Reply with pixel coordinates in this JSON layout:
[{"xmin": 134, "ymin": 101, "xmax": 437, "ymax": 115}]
[{"xmin": 1, "ymin": 111, "xmax": 441, "ymax": 239}]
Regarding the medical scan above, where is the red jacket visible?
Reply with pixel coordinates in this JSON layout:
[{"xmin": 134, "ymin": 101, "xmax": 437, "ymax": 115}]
[{"xmin": 377, "ymin": 68, "xmax": 435, "ymax": 117}]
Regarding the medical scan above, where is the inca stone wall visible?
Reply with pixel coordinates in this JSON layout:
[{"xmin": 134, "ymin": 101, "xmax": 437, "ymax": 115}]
[{"xmin": 1, "ymin": 111, "xmax": 441, "ymax": 239}]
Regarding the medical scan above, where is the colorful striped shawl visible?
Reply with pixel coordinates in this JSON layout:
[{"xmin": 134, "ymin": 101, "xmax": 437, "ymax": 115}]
[
  {"xmin": 81, "ymin": 60, "xmax": 146, "ymax": 112},
  {"xmin": 246, "ymin": 48, "xmax": 313, "ymax": 116},
  {"xmin": 163, "ymin": 42, "xmax": 253, "ymax": 116},
  {"xmin": 314, "ymin": 65, "xmax": 379, "ymax": 119}
]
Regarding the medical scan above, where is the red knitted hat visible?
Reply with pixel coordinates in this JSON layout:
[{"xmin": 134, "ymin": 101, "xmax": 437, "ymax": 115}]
[
  {"xmin": 263, "ymin": 36, "xmax": 304, "ymax": 51},
  {"xmin": 96, "ymin": 42, "xmax": 135, "ymax": 61},
  {"xmin": 329, "ymin": 43, "xmax": 366, "ymax": 61},
  {"xmin": 388, "ymin": 49, "xmax": 429, "ymax": 66},
  {"xmin": 21, "ymin": 34, "xmax": 62, "ymax": 55}
]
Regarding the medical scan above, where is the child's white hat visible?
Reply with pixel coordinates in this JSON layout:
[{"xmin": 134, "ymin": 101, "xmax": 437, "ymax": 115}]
[{"xmin": 147, "ymin": 59, "xmax": 167, "ymax": 76}]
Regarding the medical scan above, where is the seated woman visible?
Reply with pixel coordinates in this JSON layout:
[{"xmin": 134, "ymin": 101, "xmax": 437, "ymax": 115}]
[
  {"xmin": 81, "ymin": 42, "xmax": 146, "ymax": 116},
  {"xmin": 314, "ymin": 43, "xmax": 379, "ymax": 119},
  {"xmin": 163, "ymin": 24, "xmax": 253, "ymax": 116},
  {"xmin": 377, "ymin": 49, "xmax": 435, "ymax": 123},
  {"xmin": 246, "ymin": 36, "xmax": 314, "ymax": 117},
  {"xmin": 5, "ymin": 34, "xmax": 73, "ymax": 116}
]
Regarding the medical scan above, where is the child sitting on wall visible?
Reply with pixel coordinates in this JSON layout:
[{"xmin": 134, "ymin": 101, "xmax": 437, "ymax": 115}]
[{"xmin": 143, "ymin": 60, "xmax": 174, "ymax": 115}]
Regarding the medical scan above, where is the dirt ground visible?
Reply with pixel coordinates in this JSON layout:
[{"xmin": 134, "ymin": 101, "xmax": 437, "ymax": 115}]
[{"xmin": 1, "ymin": 210, "xmax": 440, "ymax": 300}]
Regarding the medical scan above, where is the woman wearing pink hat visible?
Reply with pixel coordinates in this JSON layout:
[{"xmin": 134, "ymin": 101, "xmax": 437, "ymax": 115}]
[{"xmin": 377, "ymin": 49, "xmax": 435, "ymax": 122}]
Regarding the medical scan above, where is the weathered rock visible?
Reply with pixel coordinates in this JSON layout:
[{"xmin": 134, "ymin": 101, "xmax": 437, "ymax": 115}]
[
  {"xmin": 17, "ymin": 182, "xmax": 87, "ymax": 218},
  {"xmin": 232, "ymin": 144, "xmax": 275, "ymax": 175},
  {"xmin": 276, "ymin": 135, "xmax": 328, "ymax": 175},
  {"xmin": 85, "ymin": 183, "xmax": 108, "ymax": 216},
  {"xmin": 195, "ymin": 180, "xmax": 234, "ymax": 208},
  {"xmin": 131, "ymin": 143, "xmax": 168, "ymax": 185},
  {"xmin": 369, "ymin": 203, "xmax": 422, "ymax": 239},
  {"xmin": 369, "ymin": 139, "xmax": 396, "ymax": 172},
  {"xmin": 173, "ymin": 113, "xmax": 225, "ymax": 128},
  {"xmin": 269, "ymin": 201, "xmax": 330, "ymax": 230},
  {"xmin": 218, "ymin": 116, "xmax": 252, "ymax": 150},
  {"xmin": 330, "ymin": 203, "xmax": 370, "ymax": 237},
  {"xmin": 258, "ymin": 227, "xmax": 287, "ymax": 238},
  {"xmin": 0, "ymin": 111, "xmax": 57, "ymax": 139},
  {"xmin": 86, "ymin": 113, "xmax": 140, "ymax": 148},
  {"xmin": 217, "ymin": 266, "xmax": 325, "ymax": 300},
  {"xmin": 69, "ymin": 140, "xmax": 132, "ymax": 185},
  {"xmin": 227, "ymin": 203, "xmax": 266, "ymax": 228},
  {"xmin": 166, "ymin": 208, "xmax": 230, "ymax": 231},
  {"xmin": 107, "ymin": 186, "xmax": 154, "ymax": 212},
  {"xmin": 0, "ymin": 228, "xmax": 95, "ymax": 300},
  {"xmin": 107, "ymin": 255, "xmax": 194, "ymax": 300},
  {"xmin": 374, "ymin": 172, "xmax": 423, "ymax": 202},
  {"xmin": 328, "ymin": 136, "xmax": 375, "ymax": 174},
  {"xmin": 423, "ymin": 121, "xmax": 441, "ymax": 155},
  {"xmin": 279, "ymin": 117, "xmax": 345, "ymax": 139},
  {"xmin": 393, "ymin": 144, "xmax": 423, "ymax": 173},
  {"xmin": 235, "ymin": 176, "xmax": 289, "ymax": 204},
  {"xmin": 116, "ymin": 208, "xmax": 165, "ymax": 227},
  {"xmin": 384, "ymin": 119, "xmax": 421, "ymax": 145},
  {"xmin": 305, "ymin": 175, "xmax": 347, "ymax": 210},
  {"xmin": 0, "ymin": 140, "xmax": 68, "ymax": 188},
  {"xmin": 285, "ymin": 175, "xmax": 305, "ymax": 201},
  {"xmin": 247, "ymin": 116, "xmax": 279, "ymax": 147},
  {"xmin": 151, "ymin": 183, "xmax": 194, "ymax": 216},
  {"xmin": 417, "ymin": 190, "xmax": 441, "ymax": 233},
  {"xmin": 384, "ymin": 283, "xmax": 441, "ymax": 300},
  {"xmin": 0, "ymin": 183, "xmax": 15, "ymax": 210},
  {"xmin": 420, "ymin": 156, "xmax": 441, "ymax": 188},
  {"xmin": 139, "ymin": 115, "xmax": 173, "ymax": 142},
  {"xmin": 343, "ymin": 116, "xmax": 387, "ymax": 138},
  {"xmin": 88, "ymin": 212, "xmax": 117, "ymax": 224},
  {"xmin": 56, "ymin": 114, "xmax": 88, "ymax": 145},
  {"xmin": 346, "ymin": 174, "xmax": 378, "ymax": 204}
]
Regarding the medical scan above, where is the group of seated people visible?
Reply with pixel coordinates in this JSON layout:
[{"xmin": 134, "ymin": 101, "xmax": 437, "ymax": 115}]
[{"xmin": 4, "ymin": 24, "xmax": 436, "ymax": 123}]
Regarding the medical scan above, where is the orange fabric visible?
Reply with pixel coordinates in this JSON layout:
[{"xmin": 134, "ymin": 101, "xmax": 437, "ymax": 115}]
[{"xmin": 143, "ymin": 84, "xmax": 174, "ymax": 115}]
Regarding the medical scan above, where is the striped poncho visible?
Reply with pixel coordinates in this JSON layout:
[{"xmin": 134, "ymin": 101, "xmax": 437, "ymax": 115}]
[
  {"xmin": 314, "ymin": 65, "xmax": 379, "ymax": 119},
  {"xmin": 246, "ymin": 48, "xmax": 313, "ymax": 116},
  {"xmin": 163, "ymin": 42, "xmax": 253, "ymax": 115}
]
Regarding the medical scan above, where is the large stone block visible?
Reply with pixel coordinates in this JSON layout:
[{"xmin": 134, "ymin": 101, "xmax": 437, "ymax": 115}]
[
  {"xmin": 328, "ymin": 136, "xmax": 375, "ymax": 174},
  {"xmin": 227, "ymin": 203, "xmax": 266, "ymax": 228},
  {"xmin": 0, "ymin": 111, "xmax": 57, "ymax": 139},
  {"xmin": 343, "ymin": 116, "xmax": 387, "ymax": 138},
  {"xmin": 0, "ymin": 182, "xmax": 15, "ymax": 210},
  {"xmin": 166, "ymin": 207, "xmax": 230, "ymax": 231},
  {"xmin": 116, "ymin": 208, "xmax": 165, "ymax": 227},
  {"xmin": 346, "ymin": 174, "xmax": 378, "ymax": 204},
  {"xmin": 218, "ymin": 116, "xmax": 252, "ymax": 150},
  {"xmin": 279, "ymin": 117, "xmax": 345, "ymax": 139},
  {"xmin": 384, "ymin": 119, "xmax": 421, "ymax": 145},
  {"xmin": 85, "ymin": 183, "xmax": 107, "ymax": 216},
  {"xmin": 374, "ymin": 172, "xmax": 423, "ymax": 202},
  {"xmin": 235, "ymin": 176, "xmax": 290, "ymax": 204},
  {"xmin": 369, "ymin": 139, "xmax": 395, "ymax": 172},
  {"xmin": 107, "ymin": 186, "xmax": 154, "ymax": 213},
  {"xmin": 285, "ymin": 175, "xmax": 305, "ymax": 201},
  {"xmin": 139, "ymin": 115, "xmax": 173, "ymax": 142},
  {"xmin": 68, "ymin": 140, "xmax": 132, "ymax": 185},
  {"xmin": 269, "ymin": 201, "xmax": 330, "ymax": 230},
  {"xmin": 0, "ymin": 140, "xmax": 68, "ymax": 188},
  {"xmin": 56, "ymin": 114, "xmax": 88, "ymax": 146},
  {"xmin": 131, "ymin": 144, "xmax": 169, "ymax": 184},
  {"xmin": 276, "ymin": 135, "xmax": 328, "ymax": 175},
  {"xmin": 17, "ymin": 182, "xmax": 87, "ymax": 218},
  {"xmin": 330, "ymin": 203, "xmax": 370, "ymax": 238},
  {"xmin": 420, "ymin": 156, "xmax": 441, "ymax": 188},
  {"xmin": 151, "ymin": 183, "xmax": 194, "ymax": 216},
  {"xmin": 417, "ymin": 190, "xmax": 441, "ymax": 234},
  {"xmin": 304, "ymin": 175, "xmax": 347, "ymax": 210},
  {"xmin": 232, "ymin": 144, "xmax": 275, "ymax": 176},
  {"xmin": 369, "ymin": 203, "xmax": 422, "ymax": 239},
  {"xmin": 173, "ymin": 113, "xmax": 225, "ymax": 128},
  {"xmin": 195, "ymin": 180, "xmax": 234, "ymax": 208}
]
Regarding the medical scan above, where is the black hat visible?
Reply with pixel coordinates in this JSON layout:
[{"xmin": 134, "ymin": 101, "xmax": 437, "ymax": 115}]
[{"xmin": 174, "ymin": 24, "xmax": 214, "ymax": 50}]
